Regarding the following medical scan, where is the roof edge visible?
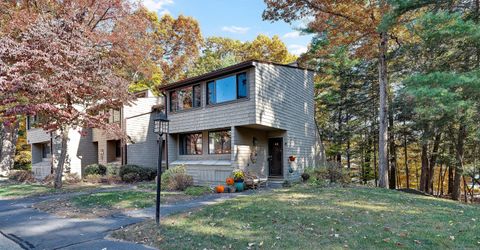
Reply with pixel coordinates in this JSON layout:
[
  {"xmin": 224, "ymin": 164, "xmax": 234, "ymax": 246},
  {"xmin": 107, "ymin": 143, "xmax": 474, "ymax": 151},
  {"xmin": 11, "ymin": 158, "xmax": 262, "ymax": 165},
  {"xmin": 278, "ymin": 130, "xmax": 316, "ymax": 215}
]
[{"xmin": 158, "ymin": 60, "xmax": 313, "ymax": 91}]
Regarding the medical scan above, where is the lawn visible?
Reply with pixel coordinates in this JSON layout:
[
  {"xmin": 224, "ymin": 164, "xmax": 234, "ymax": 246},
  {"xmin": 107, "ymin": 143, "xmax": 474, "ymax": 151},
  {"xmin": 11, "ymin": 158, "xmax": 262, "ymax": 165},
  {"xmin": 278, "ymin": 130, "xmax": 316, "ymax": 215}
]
[
  {"xmin": 112, "ymin": 185, "xmax": 480, "ymax": 249},
  {"xmin": 0, "ymin": 183, "xmax": 54, "ymax": 198}
]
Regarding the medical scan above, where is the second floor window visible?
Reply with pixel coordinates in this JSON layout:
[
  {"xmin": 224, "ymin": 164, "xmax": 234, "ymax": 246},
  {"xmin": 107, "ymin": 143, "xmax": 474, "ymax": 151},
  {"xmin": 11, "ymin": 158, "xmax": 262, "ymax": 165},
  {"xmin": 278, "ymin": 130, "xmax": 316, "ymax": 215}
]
[
  {"xmin": 207, "ymin": 72, "xmax": 247, "ymax": 105},
  {"xmin": 170, "ymin": 84, "xmax": 201, "ymax": 112}
]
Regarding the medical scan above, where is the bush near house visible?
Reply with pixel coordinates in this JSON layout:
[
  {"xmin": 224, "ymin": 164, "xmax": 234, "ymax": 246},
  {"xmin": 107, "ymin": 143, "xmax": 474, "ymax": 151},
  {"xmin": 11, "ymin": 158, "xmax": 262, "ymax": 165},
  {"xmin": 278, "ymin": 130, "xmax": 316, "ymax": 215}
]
[
  {"xmin": 8, "ymin": 170, "xmax": 35, "ymax": 183},
  {"xmin": 84, "ymin": 164, "xmax": 107, "ymax": 176},
  {"xmin": 13, "ymin": 151, "xmax": 32, "ymax": 171},
  {"xmin": 305, "ymin": 164, "xmax": 351, "ymax": 186},
  {"xmin": 161, "ymin": 165, "xmax": 194, "ymax": 191},
  {"xmin": 119, "ymin": 165, "xmax": 156, "ymax": 183}
]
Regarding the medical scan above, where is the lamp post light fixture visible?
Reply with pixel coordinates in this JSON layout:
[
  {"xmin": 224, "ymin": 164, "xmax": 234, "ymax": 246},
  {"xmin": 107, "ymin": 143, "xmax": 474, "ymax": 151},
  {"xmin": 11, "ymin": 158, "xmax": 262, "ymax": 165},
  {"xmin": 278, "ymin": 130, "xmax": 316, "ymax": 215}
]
[{"xmin": 153, "ymin": 116, "xmax": 169, "ymax": 226}]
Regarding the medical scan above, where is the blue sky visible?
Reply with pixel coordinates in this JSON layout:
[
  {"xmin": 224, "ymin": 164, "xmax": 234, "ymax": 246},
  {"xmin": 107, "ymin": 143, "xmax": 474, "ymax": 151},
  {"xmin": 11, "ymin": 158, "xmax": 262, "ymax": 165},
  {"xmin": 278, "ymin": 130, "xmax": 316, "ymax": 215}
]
[{"xmin": 141, "ymin": 0, "xmax": 313, "ymax": 55}]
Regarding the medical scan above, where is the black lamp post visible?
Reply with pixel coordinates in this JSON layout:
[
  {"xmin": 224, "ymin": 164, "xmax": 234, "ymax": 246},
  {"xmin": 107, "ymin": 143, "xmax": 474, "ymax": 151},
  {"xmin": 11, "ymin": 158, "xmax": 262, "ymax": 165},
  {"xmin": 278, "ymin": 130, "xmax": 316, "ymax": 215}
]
[{"xmin": 153, "ymin": 116, "xmax": 169, "ymax": 226}]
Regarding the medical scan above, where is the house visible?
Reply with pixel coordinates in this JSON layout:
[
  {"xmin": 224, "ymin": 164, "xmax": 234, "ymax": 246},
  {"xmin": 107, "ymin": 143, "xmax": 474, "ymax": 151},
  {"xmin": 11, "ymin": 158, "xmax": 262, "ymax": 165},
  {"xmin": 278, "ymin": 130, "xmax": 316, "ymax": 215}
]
[
  {"xmin": 26, "ymin": 90, "xmax": 163, "ymax": 179},
  {"xmin": 159, "ymin": 60, "xmax": 324, "ymax": 185}
]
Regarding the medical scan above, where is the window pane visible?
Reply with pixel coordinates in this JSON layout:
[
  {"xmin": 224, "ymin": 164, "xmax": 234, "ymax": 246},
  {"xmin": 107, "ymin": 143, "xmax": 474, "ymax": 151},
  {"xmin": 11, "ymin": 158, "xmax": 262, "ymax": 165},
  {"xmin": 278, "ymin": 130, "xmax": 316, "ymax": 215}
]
[
  {"xmin": 207, "ymin": 81, "xmax": 215, "ymax": 105},
  {"xmin": 180, "ymin": 133, "xmax": 202, "ymax": 155},
  {"xmin": 170, "ymin": 91, "xmax": 178, "ymax": 112},
  {"xmin": 237, "ymin": 73, "xmax": 247, "ymax": 98},
  {"xmin": 179, "ymin": 87, "xmax": 192, "ymax": 110},
  {"xmin": 209, "ymin": 130, "xmax": 231, "ymax": 154},
  {"xmin": 193, "ymin": 85, "xmax": 201, "ymax": 107},
  {"xmin": 170, "ymin": 86, "xmax": 194, "ymax": 111},
  {"xmin": 215, "ymin": 76, "xmax": 236, "ymax": 103}
]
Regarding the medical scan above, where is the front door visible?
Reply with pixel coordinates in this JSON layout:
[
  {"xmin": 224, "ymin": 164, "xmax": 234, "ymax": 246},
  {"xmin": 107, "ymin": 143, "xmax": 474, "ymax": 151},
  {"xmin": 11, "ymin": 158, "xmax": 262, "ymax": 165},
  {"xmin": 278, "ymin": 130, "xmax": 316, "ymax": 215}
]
[{"xmin": 268, "ymin": 138, "xmax": 283, "ymax": 177}]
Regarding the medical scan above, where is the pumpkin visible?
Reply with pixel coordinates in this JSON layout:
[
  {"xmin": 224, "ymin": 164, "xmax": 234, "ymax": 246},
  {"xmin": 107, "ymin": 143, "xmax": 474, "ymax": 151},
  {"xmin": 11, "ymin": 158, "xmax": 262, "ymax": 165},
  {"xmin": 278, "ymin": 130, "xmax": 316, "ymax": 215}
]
[
  {"xmin": 215, "ymin": 185, "xmax": 225, "ymax": 193},
  {"xmin": 226, "ymin": 177, "xmax": 234, "ymax": 185}
]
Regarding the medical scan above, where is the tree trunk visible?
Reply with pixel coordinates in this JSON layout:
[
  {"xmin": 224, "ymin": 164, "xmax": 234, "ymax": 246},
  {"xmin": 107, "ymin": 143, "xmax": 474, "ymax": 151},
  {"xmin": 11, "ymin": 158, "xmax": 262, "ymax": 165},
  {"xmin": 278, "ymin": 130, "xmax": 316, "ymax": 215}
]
[
  {"xmin": 378, "ymin": 28, "xmax": 389, "ymax": 188},
  {"xmin": 448, "ymin": 144, "xmax": 455, "ymax": 195},
  {"xmin": 1, "ymin": 120, "xmax": 20, "ymax": 175},
  {"xmin": 54, "ymin": 129, "xmax": 69, "ymax": 189},
  {"xmin": 388, "ymin": 105, "xmax": 396, "ymax": 189},
  {"xmin": 452, "ymin": 124, "xmax": 466, "ymax": 201},
  {"xmin": 420, "ymin": 142, "xmax": 429, "ymax": 192},
  {"xmin": 437, "ymin": 164, "xmax": 443, "ymax": 196},
  {"xmin": 403, "ymin": 121, "xmax": 410, "ymax": 189},
  {"xmin": 427, "ymin": 132, "xmax": 442, "ymax": 194}
]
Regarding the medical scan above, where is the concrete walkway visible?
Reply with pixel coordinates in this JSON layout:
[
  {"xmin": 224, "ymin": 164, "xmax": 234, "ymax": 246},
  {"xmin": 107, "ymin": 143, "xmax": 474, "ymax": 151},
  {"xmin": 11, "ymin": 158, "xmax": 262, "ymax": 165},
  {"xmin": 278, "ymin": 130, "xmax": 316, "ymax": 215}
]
[{"xmin": 0, "ymin": 188, "xmax": 265, "ymax": 249}]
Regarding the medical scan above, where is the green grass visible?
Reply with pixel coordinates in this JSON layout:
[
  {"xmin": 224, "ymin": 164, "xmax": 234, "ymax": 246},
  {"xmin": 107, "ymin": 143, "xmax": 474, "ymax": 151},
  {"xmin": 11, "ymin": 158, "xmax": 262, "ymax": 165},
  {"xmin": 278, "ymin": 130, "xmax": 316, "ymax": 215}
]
[
  {"xmin": 0, "ymin": 184, "xmax": 54, "ymax": 197},
  {"xmin": 112, "ymin": 185, "xmax": 480, "ymax": 249},
  {"xmin": 184, "ymin": 186, "xmax": 212, "ymax": 196},
  {"xmin": 71, "ymin": 190, "xmax": 156, "ymax": 209}
]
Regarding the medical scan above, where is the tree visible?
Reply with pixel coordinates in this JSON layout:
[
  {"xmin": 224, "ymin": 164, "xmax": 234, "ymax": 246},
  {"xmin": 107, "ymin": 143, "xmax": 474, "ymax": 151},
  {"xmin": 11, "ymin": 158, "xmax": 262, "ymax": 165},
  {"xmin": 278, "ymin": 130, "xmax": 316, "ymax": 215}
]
[
  {"xmin": 1, "ymin": 8, "xmax": 135, "ymax": 188},
  {"xmin": 262, "ymin": 0, "xmax": 411, "ymax": 187},
  {"xmin": 188, "ymin": 35, "xmax": 297, "ymax": 77},
  {"xmin": 129, "ymin": 13, "xmax": 203, "ymax": 92}
]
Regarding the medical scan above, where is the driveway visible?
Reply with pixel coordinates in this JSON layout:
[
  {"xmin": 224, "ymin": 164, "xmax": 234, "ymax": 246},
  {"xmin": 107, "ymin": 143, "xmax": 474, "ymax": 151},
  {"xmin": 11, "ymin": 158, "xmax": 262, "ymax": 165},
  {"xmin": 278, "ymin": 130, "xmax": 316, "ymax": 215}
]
[{"xmin": 0, "ymin": 188, "xmax": 265, "ymax": 249}]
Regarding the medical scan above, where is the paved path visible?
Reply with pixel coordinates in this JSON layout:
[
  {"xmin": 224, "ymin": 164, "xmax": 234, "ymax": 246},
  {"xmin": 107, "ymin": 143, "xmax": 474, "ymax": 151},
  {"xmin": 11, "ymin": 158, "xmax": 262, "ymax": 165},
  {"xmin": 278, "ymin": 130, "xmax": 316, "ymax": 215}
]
[{"xmin": 0, "ymin": 188, "xmax": 266, "ymax": 249}]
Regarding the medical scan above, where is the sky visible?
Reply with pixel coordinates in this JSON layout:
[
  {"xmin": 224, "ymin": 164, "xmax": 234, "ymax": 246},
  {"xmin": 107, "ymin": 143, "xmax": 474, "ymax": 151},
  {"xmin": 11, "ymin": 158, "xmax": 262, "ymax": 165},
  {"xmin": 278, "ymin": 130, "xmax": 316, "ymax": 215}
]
[{"xmin": 141, "ymin": 0, "xmax": 313, "ymax": 55}]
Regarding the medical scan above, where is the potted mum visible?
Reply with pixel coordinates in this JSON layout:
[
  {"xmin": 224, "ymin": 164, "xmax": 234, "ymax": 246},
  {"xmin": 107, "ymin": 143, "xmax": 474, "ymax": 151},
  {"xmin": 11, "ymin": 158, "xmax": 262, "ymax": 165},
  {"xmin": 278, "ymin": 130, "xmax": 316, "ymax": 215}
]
[{"xmin": 232, "ymin": 169, "xmax": 245, "ymax": 192}]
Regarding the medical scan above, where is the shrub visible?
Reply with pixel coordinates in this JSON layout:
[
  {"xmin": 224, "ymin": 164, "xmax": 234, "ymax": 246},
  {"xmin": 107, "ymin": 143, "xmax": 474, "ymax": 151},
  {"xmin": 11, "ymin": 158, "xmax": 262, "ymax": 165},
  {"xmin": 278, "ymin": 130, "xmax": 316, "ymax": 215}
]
[
  {"xmin": 308, "ymin": 163, "xmax": 351, "ymax": 185},
  {"xmin": 106, "ymin": 164, "xmax": 120, "ymax": 177},
  {"xmin": 13, "ymin": 151, "xmax": 32, "ymax": 171},
  {"xmin": 105, "ymin": 175, "xmax": 122, "ymax": 184},
  {"xmin": 8, "ymin": 170, "xmax": 35, "ymax": 183},
  {"xmin": 301, "ymin": 172, "xmax": 310, "ymax": 182},
  {"xmin": 84, "ymin": 164, "xmax": 107, "ymax": 176},
  {"xmin": 167, "ymin": 174, "xmax": 193, "ymax": 191},
  {"xmin": 64, "ymin": 173, "xmax": 81, "ymax": 184},
  {"xmin": 161, "ymin": 165, "xmax": 186, "ymax": 187},
  {"xmin": 161, "ymin": 165, "xmax": 194, "ymax": 191},
  {"xmin": 184, "ymin": 186, "xmax": 212, "ymax": 196},
  {"xmin": 119, "ymin": 165, "xmax": 155, "ymax": 183},
  {"xmin": 84, "ymin": 174, "xmax": 102, "ymax": 183},
  {"xmin": 42, "ymin": 174, "xmax": 56, "ymax": 186}
]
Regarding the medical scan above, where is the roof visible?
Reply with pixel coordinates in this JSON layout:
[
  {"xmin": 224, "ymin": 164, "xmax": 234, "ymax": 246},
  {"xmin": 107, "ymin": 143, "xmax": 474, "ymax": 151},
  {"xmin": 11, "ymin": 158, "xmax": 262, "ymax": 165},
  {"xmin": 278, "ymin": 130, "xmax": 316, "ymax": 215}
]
[{"xmin": 158, "ymin": 59, "xmax": 313, "ymax": 91}]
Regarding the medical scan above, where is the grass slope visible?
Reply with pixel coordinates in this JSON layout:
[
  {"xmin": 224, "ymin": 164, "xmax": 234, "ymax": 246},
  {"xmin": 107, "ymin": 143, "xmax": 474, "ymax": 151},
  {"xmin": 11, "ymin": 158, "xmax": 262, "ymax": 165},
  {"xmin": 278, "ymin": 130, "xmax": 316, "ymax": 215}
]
[{"xmin": 112, "ymin": 185, "xmax": 480, "ymax": 249}]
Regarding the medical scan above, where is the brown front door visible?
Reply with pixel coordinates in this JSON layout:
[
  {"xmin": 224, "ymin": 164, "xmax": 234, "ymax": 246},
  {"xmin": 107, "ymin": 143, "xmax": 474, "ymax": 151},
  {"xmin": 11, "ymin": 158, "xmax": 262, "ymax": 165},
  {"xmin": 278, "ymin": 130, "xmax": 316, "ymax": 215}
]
[{"xmin": 268, "ymin": 137, "xmax": 283, "ymax": 177}]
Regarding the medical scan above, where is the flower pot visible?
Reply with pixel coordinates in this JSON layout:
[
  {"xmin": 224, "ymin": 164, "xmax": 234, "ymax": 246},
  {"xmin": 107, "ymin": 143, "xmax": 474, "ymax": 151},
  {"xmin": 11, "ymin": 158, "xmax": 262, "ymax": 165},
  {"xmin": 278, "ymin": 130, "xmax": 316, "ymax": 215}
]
[{"xmin": 234, "ymin": 181, "xmax": 245, "ymax": 192}]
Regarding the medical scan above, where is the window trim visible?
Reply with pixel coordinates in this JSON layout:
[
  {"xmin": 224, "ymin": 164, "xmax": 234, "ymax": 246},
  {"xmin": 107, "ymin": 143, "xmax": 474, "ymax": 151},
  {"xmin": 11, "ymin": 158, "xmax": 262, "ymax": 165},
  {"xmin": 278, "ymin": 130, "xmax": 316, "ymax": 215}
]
[
  {"xmin": 208, "ymin": 129, "xmax": 232, "ymax": 155},
  {"xmin": 206, "ymin": 72, "xmax": 248, "ymax": 106},
  {"xmin": 169, "ymin": 84, "xmax": 202, "ymax": 113},
  {"xmin": 179, "ymin": 132, "xmax": 203, "ymax": 155}
]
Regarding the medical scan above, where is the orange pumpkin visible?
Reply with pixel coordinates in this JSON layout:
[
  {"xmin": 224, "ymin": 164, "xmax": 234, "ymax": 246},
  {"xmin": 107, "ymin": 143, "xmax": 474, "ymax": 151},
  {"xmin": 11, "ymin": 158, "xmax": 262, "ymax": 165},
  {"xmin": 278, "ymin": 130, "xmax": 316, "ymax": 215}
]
[
  {"xmin": 226, "ymin": 177, "xmax": 234, "ymax": 186},
  {"xmin": 215, "ymin": 185, "xmax": 225, "ymax": 193}
]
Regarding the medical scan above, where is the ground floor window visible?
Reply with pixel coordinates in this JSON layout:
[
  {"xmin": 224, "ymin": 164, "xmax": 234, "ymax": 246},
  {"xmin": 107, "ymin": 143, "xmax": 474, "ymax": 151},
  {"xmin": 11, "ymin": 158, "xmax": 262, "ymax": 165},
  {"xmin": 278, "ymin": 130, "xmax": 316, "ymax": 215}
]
[
  {"xmin": 179, "ymin": 133, "xmax": 203, "ymax": 155},
  {"xmin": 209, "ymin": 130, "xmax": 231, "ymax": 154}
]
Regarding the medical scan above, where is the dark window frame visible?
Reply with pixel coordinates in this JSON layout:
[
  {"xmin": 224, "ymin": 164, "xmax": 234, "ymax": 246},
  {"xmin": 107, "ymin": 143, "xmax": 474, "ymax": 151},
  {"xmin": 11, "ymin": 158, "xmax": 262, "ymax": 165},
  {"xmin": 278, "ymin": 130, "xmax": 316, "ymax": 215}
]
[
  {"xmin": 208, "ymin": 129, "xmax": 232, "ymax": 155},
  {"xmin": 170, "ymin": 84, "xmax": 201, "ymax": 112},
  {"xmin": 206, "ymin": 72, "xmax": 248, "ymax": 105},
  {"xmin": 179, "ymin": 132, "xmax": 203, "ymax": 155}
]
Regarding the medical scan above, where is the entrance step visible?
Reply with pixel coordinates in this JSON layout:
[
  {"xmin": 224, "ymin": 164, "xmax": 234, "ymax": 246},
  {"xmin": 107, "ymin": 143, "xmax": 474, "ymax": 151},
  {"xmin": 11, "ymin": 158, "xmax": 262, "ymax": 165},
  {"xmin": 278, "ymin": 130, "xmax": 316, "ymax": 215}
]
[{"xmin": 267, "ymin": 179, "xmax": 285, "ymax": 188}]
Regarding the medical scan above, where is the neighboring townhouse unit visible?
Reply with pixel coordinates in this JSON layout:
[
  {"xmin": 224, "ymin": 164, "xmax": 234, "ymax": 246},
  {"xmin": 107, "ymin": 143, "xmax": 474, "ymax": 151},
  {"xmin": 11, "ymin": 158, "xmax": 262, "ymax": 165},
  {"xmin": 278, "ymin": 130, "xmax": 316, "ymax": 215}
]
[
  {"xmin": 160, "ymin": 60, "xmax": 324, "ymax": 185},
  {"xmin": 26, "ymin": 90, "xmax": 164, "ymax": 179}
]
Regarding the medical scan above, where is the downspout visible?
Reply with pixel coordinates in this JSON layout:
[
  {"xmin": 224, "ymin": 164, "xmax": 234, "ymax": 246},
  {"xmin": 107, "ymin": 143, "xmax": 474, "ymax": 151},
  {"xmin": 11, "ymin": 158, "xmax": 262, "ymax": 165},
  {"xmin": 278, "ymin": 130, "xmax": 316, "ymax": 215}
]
[
  {"xmin": 162, "ymin": 91, "xmax": 169, "ymax": 170},
  {"xmin": 121, "ymin": 106, "xmax": 127, "ymax": 165}
]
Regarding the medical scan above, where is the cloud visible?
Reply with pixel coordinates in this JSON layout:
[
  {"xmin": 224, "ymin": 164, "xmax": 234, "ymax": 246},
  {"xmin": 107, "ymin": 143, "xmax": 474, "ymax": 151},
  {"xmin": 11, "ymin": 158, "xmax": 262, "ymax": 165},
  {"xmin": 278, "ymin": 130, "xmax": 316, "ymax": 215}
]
[
  {"xmin": 221, "ymin": 26, "xmax": 250, "ymax": 34},
  {"xmin": 283, "ymin": 31, "xmax": 301, "ymax": 39},
  {"xmin": 141, "ymin": 0, "xmax": 173, "ymax": 13},
  {"xmin": 288, "ymin": 44, "xmax": 308, "ymax": 55}
]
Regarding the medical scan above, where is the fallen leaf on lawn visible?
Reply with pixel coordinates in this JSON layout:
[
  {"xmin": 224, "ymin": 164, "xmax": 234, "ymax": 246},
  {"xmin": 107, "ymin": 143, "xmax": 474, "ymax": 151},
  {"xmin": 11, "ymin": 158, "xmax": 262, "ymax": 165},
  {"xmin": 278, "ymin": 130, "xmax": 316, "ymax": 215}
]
[
  {"xmin": 414, "ymin": 240, "xmax": 421, "ymax": 244},
  {"xmin": 398, "ymin": 232, "xmax": 408, "ymax": 237},
  {"xmin": 384, "ymin": 227, "xmax": 392, "ymax": 232},
  {"xmin": 248, "ymin": 242, "xmax": 255, "ymax": 247},
  {"xmin": 395, "ymin": 242, "xmax": 403, "ymax": 247},
  {"xmin": 449, "ymin": 236, "xmax": 455, "ymax": 241},
  {"xmin": 259, "ymin": 241, "xmax": 263, "ymax": 246},
  {"xmin": 383, "ymin": 238, "xmax": 390, "ymax": 243}
]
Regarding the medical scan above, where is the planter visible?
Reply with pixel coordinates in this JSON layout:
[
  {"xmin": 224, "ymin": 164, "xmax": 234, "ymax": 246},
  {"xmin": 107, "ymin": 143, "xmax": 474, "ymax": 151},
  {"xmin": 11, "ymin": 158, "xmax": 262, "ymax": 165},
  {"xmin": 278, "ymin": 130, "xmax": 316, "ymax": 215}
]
[{"xmin": 234, "ymin": 181, "xmax": 245, "ymax": 192}]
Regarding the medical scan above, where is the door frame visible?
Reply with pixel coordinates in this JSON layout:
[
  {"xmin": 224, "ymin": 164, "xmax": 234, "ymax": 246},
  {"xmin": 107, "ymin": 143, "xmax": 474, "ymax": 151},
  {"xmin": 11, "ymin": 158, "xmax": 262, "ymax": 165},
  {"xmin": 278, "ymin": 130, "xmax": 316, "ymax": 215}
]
[{"xmin": 268, "ymin": 137, "xmax": 283, "ymax": 177}]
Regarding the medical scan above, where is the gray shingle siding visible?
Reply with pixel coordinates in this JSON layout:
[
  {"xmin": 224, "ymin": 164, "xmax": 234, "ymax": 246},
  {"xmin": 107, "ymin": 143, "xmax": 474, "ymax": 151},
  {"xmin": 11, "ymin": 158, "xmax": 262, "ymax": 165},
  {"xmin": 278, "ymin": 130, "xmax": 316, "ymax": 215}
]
[{"xmin": 164, "ymin": 62, "xmax": 323, "ymax": 183}]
